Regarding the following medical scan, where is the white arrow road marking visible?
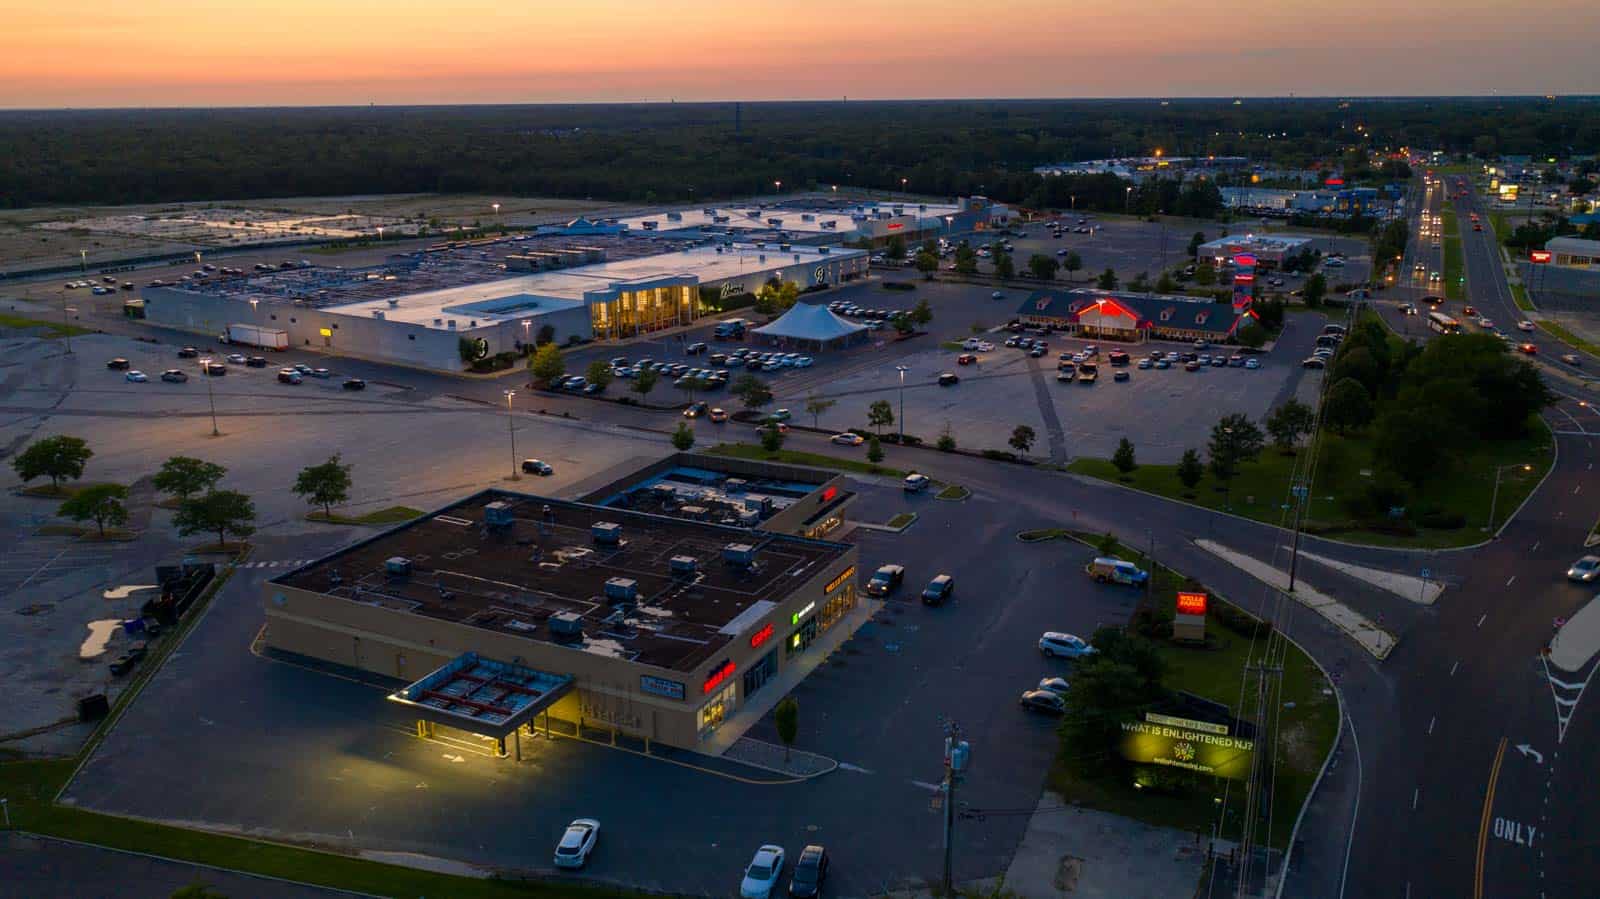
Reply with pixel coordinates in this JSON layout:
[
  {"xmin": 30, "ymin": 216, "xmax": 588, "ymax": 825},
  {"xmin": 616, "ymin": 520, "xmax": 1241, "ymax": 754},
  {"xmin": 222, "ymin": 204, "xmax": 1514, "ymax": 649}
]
[
  {"xmin": 1515, "ymin": 743, "xmax": 1544, "ymax": 764},
  {"xmin": 837, "ymin": 762, "xmax": 874, "ymax": 774},
  {"xmin": 910, "ymin": 779, "xmax": 942, "ymax": 792},
  {"xmin": 102, "ymin": 584, "xmax": 157, "ymax": 600}
]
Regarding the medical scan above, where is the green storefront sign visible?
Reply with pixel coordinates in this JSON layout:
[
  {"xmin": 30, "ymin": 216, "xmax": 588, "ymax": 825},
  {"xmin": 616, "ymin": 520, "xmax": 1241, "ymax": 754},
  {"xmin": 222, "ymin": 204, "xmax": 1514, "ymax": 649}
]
[{"xmin": 1119, "ymin": 720, "xmax": 1255, "ymax": 780}]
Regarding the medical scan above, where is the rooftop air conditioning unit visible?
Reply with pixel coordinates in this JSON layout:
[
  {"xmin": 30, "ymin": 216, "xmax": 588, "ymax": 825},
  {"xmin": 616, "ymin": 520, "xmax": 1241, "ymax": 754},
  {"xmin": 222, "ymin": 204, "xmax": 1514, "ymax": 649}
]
[
  {"xmin": 371, "ymin": 310, "xmax": 384, "ymax": 319},
  {"xmin": 484, "ymin": 501, "xmax": 515, "ymax": 529},
  {"xmin": 779, "ymin": 243, "xmax": 791, "ymax": 252},
  {"xmin": 605, "ymin": 577, "xmax": 639, "ymax": 602},
  {"xmin": 592, "ymin": 522, "xmax": 622, "ymax": 545},
  {"xmin": 433, "ymin": 318, "xmax": 443, "ymax": 326},
  {"xmin": 723, "ymin": 543, "xmax": 756, "ymax": 567},
  {"xmin": 801, "ymin": 214, "xmax": 814, "ymax": 222},
  {"xmin": 548, "ymin": 611, "xmax": 583, "ymax": 643},
  {"xmin": 670, "ymin": 555, "xmax": 698, "ymax": 576},
  {"xmin": 758, "ymin": 255, "xmax": 766, "ymax": 263},
  {"xmin": 387, "ymin": 298, "xmax": 399, "ymax": 307},
  {"xmin": 818, "ymin": 246, "xmax": 831, "ymax": 254},
  {"xmin": 385, "ymin": 557, "xmax": 412, "ymax": 577},
  {"xmin": 447, "ymin": 320, "xmax": 457, "ymax": 330}
]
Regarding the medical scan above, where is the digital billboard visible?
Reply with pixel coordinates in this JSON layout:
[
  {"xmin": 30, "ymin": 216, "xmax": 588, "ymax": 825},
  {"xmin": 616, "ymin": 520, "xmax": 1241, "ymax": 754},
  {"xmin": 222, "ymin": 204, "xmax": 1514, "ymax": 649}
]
[{"xmin": 1120, "ymin": 719, "xmax": 1255, "ymax": 780}]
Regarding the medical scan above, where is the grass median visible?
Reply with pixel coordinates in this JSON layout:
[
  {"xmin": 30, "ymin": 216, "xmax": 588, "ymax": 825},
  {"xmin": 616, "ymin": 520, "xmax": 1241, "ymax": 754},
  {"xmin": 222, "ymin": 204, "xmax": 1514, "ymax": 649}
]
[
  {"xmin": 1067, "ymin": 419, "xmax": 1553, "ymax": 548},
  {"xmin": 307, "ymin": 505, "xmax": 423, "ymax": 526},
  {"xmin": 1045, "ymin": 535, "xmax": 1339, "ymax": 848},
  {"xmin": 708, "ymin": 442, "xmax": 907, "ymax": 477},
  {"xmin": 1536, "ymin": 320, "xmax": 1600, "ymax": 358},
  {"xmin": 0, "ymin": 312, "xmax": 92, "ymax": 338},
  {"xmin": 1442, "ymin": 208, "xmax": 1464, "ymax": 301}
]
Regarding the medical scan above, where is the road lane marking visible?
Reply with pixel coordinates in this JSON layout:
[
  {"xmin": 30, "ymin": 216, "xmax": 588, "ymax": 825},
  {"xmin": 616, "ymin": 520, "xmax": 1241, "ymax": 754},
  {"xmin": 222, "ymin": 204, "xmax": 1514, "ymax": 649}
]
[
  {"xmin": 1475, "ymin": 737, "xmax": 1508, "ymax": 899},
  {"xmin": 1506, "ymin": 576, "xmax": 1516, "ymax": 587},
  {"xmin": 1428, "ymin": 716, "xmax": 1436, "ymax": 735},
  {"xmin": 1532, "ymin": 541, "xmax": 1540, "ymax": 552},
  {"xmin": 1413, "ymin": 787, "xmax": 1420, "ymax": 810},
  {"xmin": 1478, "ymin": 613, "xmax": 1488, "ymax": 628},
  {"xmin": 1452, "ymin": 661, "xmax": 1461, "ymax": 676}
]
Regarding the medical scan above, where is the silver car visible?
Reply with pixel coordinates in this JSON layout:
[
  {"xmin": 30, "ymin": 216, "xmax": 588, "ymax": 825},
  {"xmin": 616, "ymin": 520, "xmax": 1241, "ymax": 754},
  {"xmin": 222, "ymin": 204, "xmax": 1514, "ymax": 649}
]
[{"xmin": 1569, "ymin": 556, "xmax": 1600, "ymax": 583}]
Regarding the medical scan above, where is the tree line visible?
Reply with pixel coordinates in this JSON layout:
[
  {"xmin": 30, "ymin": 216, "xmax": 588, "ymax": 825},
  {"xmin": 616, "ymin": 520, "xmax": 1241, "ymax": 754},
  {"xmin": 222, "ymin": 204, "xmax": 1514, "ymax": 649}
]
[{"xmin": 4, "ymin": 99, "xmax": 1598, "ymax": 209}]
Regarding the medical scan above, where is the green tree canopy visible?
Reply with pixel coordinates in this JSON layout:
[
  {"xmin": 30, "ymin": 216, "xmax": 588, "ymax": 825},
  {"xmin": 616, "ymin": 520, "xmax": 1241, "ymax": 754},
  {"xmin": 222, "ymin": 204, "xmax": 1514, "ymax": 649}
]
[
  {"xmin": 153, "ymin": 456, "xmax": 226, "ymax": 502},
  {"xmin": 529, "ymin": 343, "xmax": 565, "ymax": 385},
  {"xmin": 58, "ymin": 483, "xmax": 129, "ymax": 537},
  {"xmin": 1322, "ymin": 377, "xmax": 1375, "ymax": 435},
  {"xmin": 585, "ymin": 359, "xmax": 614, "ymax": 391},
  {"xmin": 1265, "ymin": 398, "xmax": 1315, "ymax": 452},
  {"xmin": 174, "ymin": 490, "xmax": 256, "ymax": 549},
  {"xmin": 1176, "ymin": 447, "xmax": 1204, "ymax": 492},
  {"xmin": 1112, "ymin": 437, "xmax": 1137, "ymax": 475},
  {"xmin": 867, "ymin": 399, "xmax": 895, "ymax": 434},
  {"xmin": 1028, "ymin": 254, "xmax": 1060, "ymax": 281},
  {"xmin": 671, "ymin": 421, "xmax": 695, "ymax": 451},
  {"xmin": 1096, "ymin": 268, "xmax": 1119, "ymax": 289},
  {"xmin": 1009, "ymin": 424, "xmax": 1036, "ymax": 453},
  {"xmin": 293, "ymin": 454, "xmax": 353, "ymax": 519},
  {"xmin": 12, "ymin": 435, "xmax": 92, "ymax": 490},
  {"xmin": 731, "ymin": 374, "xmax": 773, "ymax": 410},
  {"xmin": 774, "ymin": 697, "xmax": 799, "ymax": 762}
]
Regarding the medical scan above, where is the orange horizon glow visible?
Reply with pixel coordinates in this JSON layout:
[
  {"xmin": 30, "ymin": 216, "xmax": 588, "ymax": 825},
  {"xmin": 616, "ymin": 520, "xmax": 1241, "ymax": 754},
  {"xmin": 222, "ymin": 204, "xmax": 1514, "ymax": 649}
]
[{"xmin": 2, "ymin": 0, "xmax": 1598, "ymax": 108}]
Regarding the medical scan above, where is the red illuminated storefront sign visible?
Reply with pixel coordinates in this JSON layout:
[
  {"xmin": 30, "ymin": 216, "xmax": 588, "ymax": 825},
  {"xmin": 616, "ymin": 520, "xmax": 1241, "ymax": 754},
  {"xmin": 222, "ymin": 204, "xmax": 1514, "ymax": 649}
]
[
  {"xmin": 750, "ymin": 623, "xmax": 775, "ymax": 649},
  {"xmin": 1177, "ymin": 592, "xmax": 1208, "ymax": 616},
  {"xmin": 886, "ymin": 222, "xmax": 904, "ymax": 230},
  {"xmin": 703, "ymin": 659, "xmax": 736, "ymax": 694},
  {"xmin": 821, "ymin": 485, "xmax": 838, "ymax": 503},
  {"xmin": 1325, "ymin": 177, "xmax": 1345, "ymax": 186},
  {"xmin": 1530, "ymin": 251, "xmax": 1552, "ymax": 264}
]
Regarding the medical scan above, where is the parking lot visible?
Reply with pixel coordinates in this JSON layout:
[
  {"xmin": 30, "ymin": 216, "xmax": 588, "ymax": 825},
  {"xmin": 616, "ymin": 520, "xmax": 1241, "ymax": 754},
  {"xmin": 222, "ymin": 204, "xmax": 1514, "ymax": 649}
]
[{"xmin": 60, "ymin": 468, "xmax": 1153, "ymax": 896}]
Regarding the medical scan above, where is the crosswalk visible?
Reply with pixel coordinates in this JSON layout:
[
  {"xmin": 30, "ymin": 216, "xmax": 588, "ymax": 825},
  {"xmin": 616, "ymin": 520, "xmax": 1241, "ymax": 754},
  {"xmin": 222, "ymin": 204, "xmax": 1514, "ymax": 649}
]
[{"xmin": 234, "ymin": 558, "xmax": 314, "ymax": 570}]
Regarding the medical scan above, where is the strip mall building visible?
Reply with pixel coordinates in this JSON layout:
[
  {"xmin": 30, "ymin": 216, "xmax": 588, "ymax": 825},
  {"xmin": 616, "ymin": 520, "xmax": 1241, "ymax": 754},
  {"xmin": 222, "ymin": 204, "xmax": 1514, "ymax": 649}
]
[
  {"xmin": 262, "ymin": 456, "xmax": 863, "ymax": 756},
  {"xmin": 1016, "ymin": 289, "xmax": 1258, "ymax": 344}
]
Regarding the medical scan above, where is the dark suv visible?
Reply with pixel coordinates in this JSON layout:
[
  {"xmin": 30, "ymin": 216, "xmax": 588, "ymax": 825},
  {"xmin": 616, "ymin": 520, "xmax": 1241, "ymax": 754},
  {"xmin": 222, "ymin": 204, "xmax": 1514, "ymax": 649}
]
[
  {"xmin": 788, "ymin": 844, "xmax": 829, "ymax": 898},
  {"xmin": 866, "ymin": 564, "xmax": 905, "ymax": 597},
  {"xmin": 921, "ymin": 574, "xmax": 955, "ymax": 606}
]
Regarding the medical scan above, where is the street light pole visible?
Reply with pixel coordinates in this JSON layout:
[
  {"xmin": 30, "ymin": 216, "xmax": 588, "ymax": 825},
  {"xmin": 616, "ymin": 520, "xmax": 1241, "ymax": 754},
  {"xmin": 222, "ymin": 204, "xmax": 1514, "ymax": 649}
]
[
  {"xmin": 199, "ymin": 358, "xmax": 219, "ymax": 436},
  {"xmin": 505, "ymin": 390, "xmax": 520, "ymax": 480},
  {"xmin": 1486, "ymin": 463, "xmax": 1533, "ymax": 532},
  {"xmin": 896, "ymin": 365, "xmax": 909, "ymax": 445}
]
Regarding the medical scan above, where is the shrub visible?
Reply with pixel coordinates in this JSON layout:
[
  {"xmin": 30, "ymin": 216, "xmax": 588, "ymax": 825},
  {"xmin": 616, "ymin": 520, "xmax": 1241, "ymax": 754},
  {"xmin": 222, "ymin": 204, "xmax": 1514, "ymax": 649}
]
[
  {"xmin": 1416, "ymin": 509, "xmax": 1468, "ymax": 530},
  {"xmin": 1212, "ymin": 602, "xmax": 1273, "ymax": 640},
  {"xmin": 1131, "ymin": 606, "xmax": 1175, "ymax": 640},
  {"xmin": 981, "ymin": 449, "xmax": 1020, "ymax": 462}
]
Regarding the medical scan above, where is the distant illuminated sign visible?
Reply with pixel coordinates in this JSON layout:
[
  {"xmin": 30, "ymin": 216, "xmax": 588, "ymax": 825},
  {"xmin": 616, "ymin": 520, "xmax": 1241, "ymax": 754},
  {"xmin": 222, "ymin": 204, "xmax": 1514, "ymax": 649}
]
[
  {"xmin": 1120, "ymin": 720, "xmax": 1254, "ymax": 779},
  {"xmin": 640, "ymin": 675, "xmax": 685, "ymax": 701},
  {"xmin": 318, "ymin": 327, "xmax": 332, "ymax": 338},
  {"xmin": 886, "ymin": 222, "xmax": 905, "ymax": 230},
  {"xmin": 823, "ymin": 565, "xmax": 856, "ymax": 596},
  {"xmin": 1530, "ymin": 251, "xmax": 1552, "ymax": 264},
  {"xmin": 702, "ymin": 659, "xmax": 736, "ymax": 695},
  {"xmin": 750, "ymin": 623, "xmax": 775, "ymax": 649},
  {"xmin": 1325, "ymin": 177, "xmax": 1345, "ymax": 186},
  {"xmin": 1177, "ymin": 592, "xmax": 1208, "ymax": 616},
  {"xmin": 821, "ymin": 485, "xmax": 838, "ymax": 503},
  {"xmin": 791, "ymin": 601, "xmax": 817, "ymax": 626},
  {"xmin": 1147, "ymin": 712, "xmax": 1230, "ymax": 735},
  {"xmin": 1232, "ymin": 254, "xmax": 1256, "ymax": 268}
]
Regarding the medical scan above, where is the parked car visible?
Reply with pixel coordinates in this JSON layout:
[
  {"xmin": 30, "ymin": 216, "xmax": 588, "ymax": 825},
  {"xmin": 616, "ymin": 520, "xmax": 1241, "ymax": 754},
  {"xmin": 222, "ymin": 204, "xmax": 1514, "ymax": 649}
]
[
  {"xmin": 1039, "ymin": 632, "xmax": 1096, "ymax": 659},
  {"xmin": 277, "ymin": 369, "xmax": 302, "ymax": 384},
  {"xmin": 740, "ymin": 845, "xmax": 786, "ymax": 899},
  {"xmin": 553, "ymin": 818, "xmax": 600, "ymax": 869},
  {"xmin": 1302, "ymin": 357, "xmax": 1326, "ymax": 369},
  {"xmin": 204, "ymin": 362, "xmax": 227, "ymax": 376},
  {"xmin": 787, "ymin": 844, "xmax": 829, "ymax": 898},
  {"xmin": 866, "ymin": 564, "xmax": 905, "ymax": 597},
  {"xmin": 1568, "ymin": 556, "xmax": 1600, "ymax": 583},
  {"xmin": 1038, "ymin": 676, "xmax": 1071, "ymax": 696},
  {"xmin": 1113, "ymin": 370, "xmax": 1130, "ymax": 382},
  {"xmin": 521, "ymin": 459, "xmax": 554, "ymax": 476},
  {"xmin": 342, "ymin": 378, "xmax": 366, "ymax": 390},
  {"xmin": 160, "ymin": 369, "xmax": 188, "ymax": 383},
  {"xmin": 1244, "ymin": 358, "xmax": 1262, "ymax": 370},
  {"xmin": 903, "ymin": 473, "xmax": 931, "ymax": 492},
  {"xmin": 921, "ymin": 574, "xmax": 955, "ymax": 606},
  {"xmin": 310, "ymin": 367, "xmax": 331, "ymax": 379},
  {"xmin": 177, "ymin": 346, "xmax": 199, "ymax": 358},
  {"xmin": 1020, "ymin": 690, "xmax": 1066, "ymax": 715},
  {"xmin": 1086, "ymin": 557, "xmax": 1149, "ymax": 586},
  {"xmin": 831, "ymin": 433, "xmax": 865, "ymax": 446}
]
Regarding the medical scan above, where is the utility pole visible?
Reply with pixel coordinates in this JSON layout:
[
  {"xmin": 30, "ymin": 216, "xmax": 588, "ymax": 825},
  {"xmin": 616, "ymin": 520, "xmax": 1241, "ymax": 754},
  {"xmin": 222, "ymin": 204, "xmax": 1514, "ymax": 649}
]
[
  {"xmin": 896, "ymin": 365, "xmax": 909, "ymax": 445},
  {"xmin": 504, "ymin": 390, "xmax": 520, "ymax": 480},
  {"xmin": 940, "ymin": 720, "xmax": 970, "ymax": 897},
  {"xmin": 1237, "ymin": 655, "xmax": 1283, "ymax": 898},
  {"xmin": 1286, "ymin": 477, "xmax": 1309, "ymax": 592}
]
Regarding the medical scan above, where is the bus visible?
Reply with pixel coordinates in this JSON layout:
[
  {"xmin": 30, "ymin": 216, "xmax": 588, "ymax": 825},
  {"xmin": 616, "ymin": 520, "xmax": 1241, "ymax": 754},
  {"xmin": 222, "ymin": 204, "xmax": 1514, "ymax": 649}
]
[{"xmin": 1428, "ymin": 311, "xmax": 1462, "ymax": 335}]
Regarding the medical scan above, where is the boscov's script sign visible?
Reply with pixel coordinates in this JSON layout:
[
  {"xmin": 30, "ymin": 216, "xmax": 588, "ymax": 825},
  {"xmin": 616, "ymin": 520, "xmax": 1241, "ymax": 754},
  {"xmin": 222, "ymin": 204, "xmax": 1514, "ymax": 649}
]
[{"xmin": 1120, "ymin": 720, "xmax": 1255, "ymax": 780}]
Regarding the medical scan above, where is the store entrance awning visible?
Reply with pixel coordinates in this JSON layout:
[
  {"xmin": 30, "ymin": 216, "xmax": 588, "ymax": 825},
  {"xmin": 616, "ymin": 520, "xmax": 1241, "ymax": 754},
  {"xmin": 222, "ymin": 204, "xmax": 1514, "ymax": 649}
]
[{"xmin": 388, "ymin": 652, "xmax": 572, "ymax": 739}]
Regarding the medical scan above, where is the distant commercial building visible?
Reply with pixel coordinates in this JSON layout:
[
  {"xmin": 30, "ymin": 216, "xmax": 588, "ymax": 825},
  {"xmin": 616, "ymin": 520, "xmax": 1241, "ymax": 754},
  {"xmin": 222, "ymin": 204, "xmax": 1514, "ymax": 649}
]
[
  {"xmin": 1016, "ymin": 289, "xmax": 1258, "ymax": 344},
  {"xmin": 265, "ymin": 463, "xmax": 863, "ymax": 755},
  {"xmin": 1221, "ymin": 187, "xmax": 1390, "ymax": 218},
  {"xmin": 1034, "ymin": 156, "xmax": 1251, "ymax": 182},
  {"xmin": 1545, "ymin": 237, "xmax": 1600, "ymax": 268},
  {"xmin": 616, "ymin": 196, "xmax": 1010, "ymax": 244},
  {"xmin": 140, "ymin": 241, "xmax": 867, "ymax": 370},
  {"xmin": 1194, "ymin": 234, "xmax": 1318, "ymax": 268}
]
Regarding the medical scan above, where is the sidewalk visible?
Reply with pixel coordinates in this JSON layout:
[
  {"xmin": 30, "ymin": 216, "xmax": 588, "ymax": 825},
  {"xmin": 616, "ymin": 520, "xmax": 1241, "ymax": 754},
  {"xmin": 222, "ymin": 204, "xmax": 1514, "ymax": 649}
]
[
  {"xmin": 997, "ymin": 799, "xmax": 1222, "ymax": 899},
  {"xmin": 1289, "ymin": 547, "xmax": 1445, "ymax": 605},
  {"xmin": 1197, "ymin": 539, "xmax": 1396, "ymax": 659}
]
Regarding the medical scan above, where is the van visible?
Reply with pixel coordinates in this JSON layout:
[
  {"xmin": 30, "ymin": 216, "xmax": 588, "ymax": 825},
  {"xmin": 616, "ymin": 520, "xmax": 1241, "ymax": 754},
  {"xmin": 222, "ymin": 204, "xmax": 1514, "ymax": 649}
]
[{"xmin": 1086, "ymin": 557, "xmax": 1148, "ymax": 586}]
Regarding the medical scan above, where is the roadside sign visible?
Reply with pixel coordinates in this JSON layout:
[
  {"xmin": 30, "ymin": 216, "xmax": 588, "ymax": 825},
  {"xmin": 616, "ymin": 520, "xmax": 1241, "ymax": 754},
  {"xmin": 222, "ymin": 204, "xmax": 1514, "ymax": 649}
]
[
  {"xmin": 1530, "ymin": 251, "xmax": 1552, "ymax": 264},
  {"xmin": 1421, "ymin": 568, "xmax": 1431, "ymax": 580}
]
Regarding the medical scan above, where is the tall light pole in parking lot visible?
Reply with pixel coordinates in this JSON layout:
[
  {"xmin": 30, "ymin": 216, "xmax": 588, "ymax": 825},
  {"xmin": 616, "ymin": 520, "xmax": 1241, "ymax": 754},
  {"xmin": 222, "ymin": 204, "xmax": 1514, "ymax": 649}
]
[
  {"xmin": 198, "ymin": 358, "xmax": 219, "ymax": 437},
  {"xmin": 504, "ymin": 390, "xmax": 520, "ymax": 480},
  {"xmin": 895, "ymin": 365, "xmax": 909, "ymax": 444}
]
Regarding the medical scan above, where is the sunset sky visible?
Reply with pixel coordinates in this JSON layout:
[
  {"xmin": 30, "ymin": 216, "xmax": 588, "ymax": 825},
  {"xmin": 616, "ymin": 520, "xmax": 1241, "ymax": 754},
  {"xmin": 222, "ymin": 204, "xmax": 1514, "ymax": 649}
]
[{"xmin": 3, "ymin": 0, "xmax": 1597, "ymax": 108}]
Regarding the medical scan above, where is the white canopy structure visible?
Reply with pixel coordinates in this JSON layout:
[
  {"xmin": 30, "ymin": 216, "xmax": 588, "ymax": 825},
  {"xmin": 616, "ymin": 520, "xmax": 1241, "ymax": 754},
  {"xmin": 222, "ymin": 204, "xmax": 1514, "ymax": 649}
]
[{"xmin": 750, "ymin": 303, "xmax": 869, "ymax": 350}]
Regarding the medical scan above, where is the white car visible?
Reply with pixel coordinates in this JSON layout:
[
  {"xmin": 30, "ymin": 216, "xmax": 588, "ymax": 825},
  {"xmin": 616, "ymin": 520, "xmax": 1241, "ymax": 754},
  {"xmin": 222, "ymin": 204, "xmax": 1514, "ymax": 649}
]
[
  {"xmin": 1477, "ymin": 317, "xmax": 1494, "ymax": 329},
  {"xmin": 1039, "ymin": 632, "xmax": 1096, "ymax": 658},
  {"xmin": 740, "ymin": 844, "xmax": 786, "ymax": 898},
  {"xmin": 1517, "ymin": 320, "xmax": 1536, "ymax": 332},
  {"xmin": 975, "ymin": 341, "xmax": 995, "ymax": 352},
  {"xmin": 961, "ymin": 338, "xmax": 983, "ymax": 351},
  {"xmin": 794, "ymin": 356, "xmax": 814, "ymax": 368},
  {"xmin": 226, "ymin": 353, "xmax": 247, "ymax": 364},
  {"xmin": 125, "ymin": 370, "xmax": 148, "ymax": 383},
  {"xmin": 830, "ymin": 433, "xmax": 865, "ymax": 446},
  {"xmin": 553, "ymin": 818, "xmax": 599, "ymax": 869},
  {"xmin": 1038, "ymin": 676, "xmax": 1071, "ymax": 696}
]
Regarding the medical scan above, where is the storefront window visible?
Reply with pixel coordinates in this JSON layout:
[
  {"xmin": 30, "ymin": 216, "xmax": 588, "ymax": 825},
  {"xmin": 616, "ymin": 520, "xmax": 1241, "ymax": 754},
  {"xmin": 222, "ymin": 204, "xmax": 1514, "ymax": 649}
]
[
  {"xmin": 742, "ymin": 651, "xmax": 776, "ymax": 698},
  {"xmin": 698, "ymin": 682, "xmax": 737, "ymax": 739},
  {"xmin": 787, "ymin": 615, "xmax": 819, "ymax": 658},
  {"xmin": 819, "ymin": 583, "xmax": 856, "ymax": 632}
]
